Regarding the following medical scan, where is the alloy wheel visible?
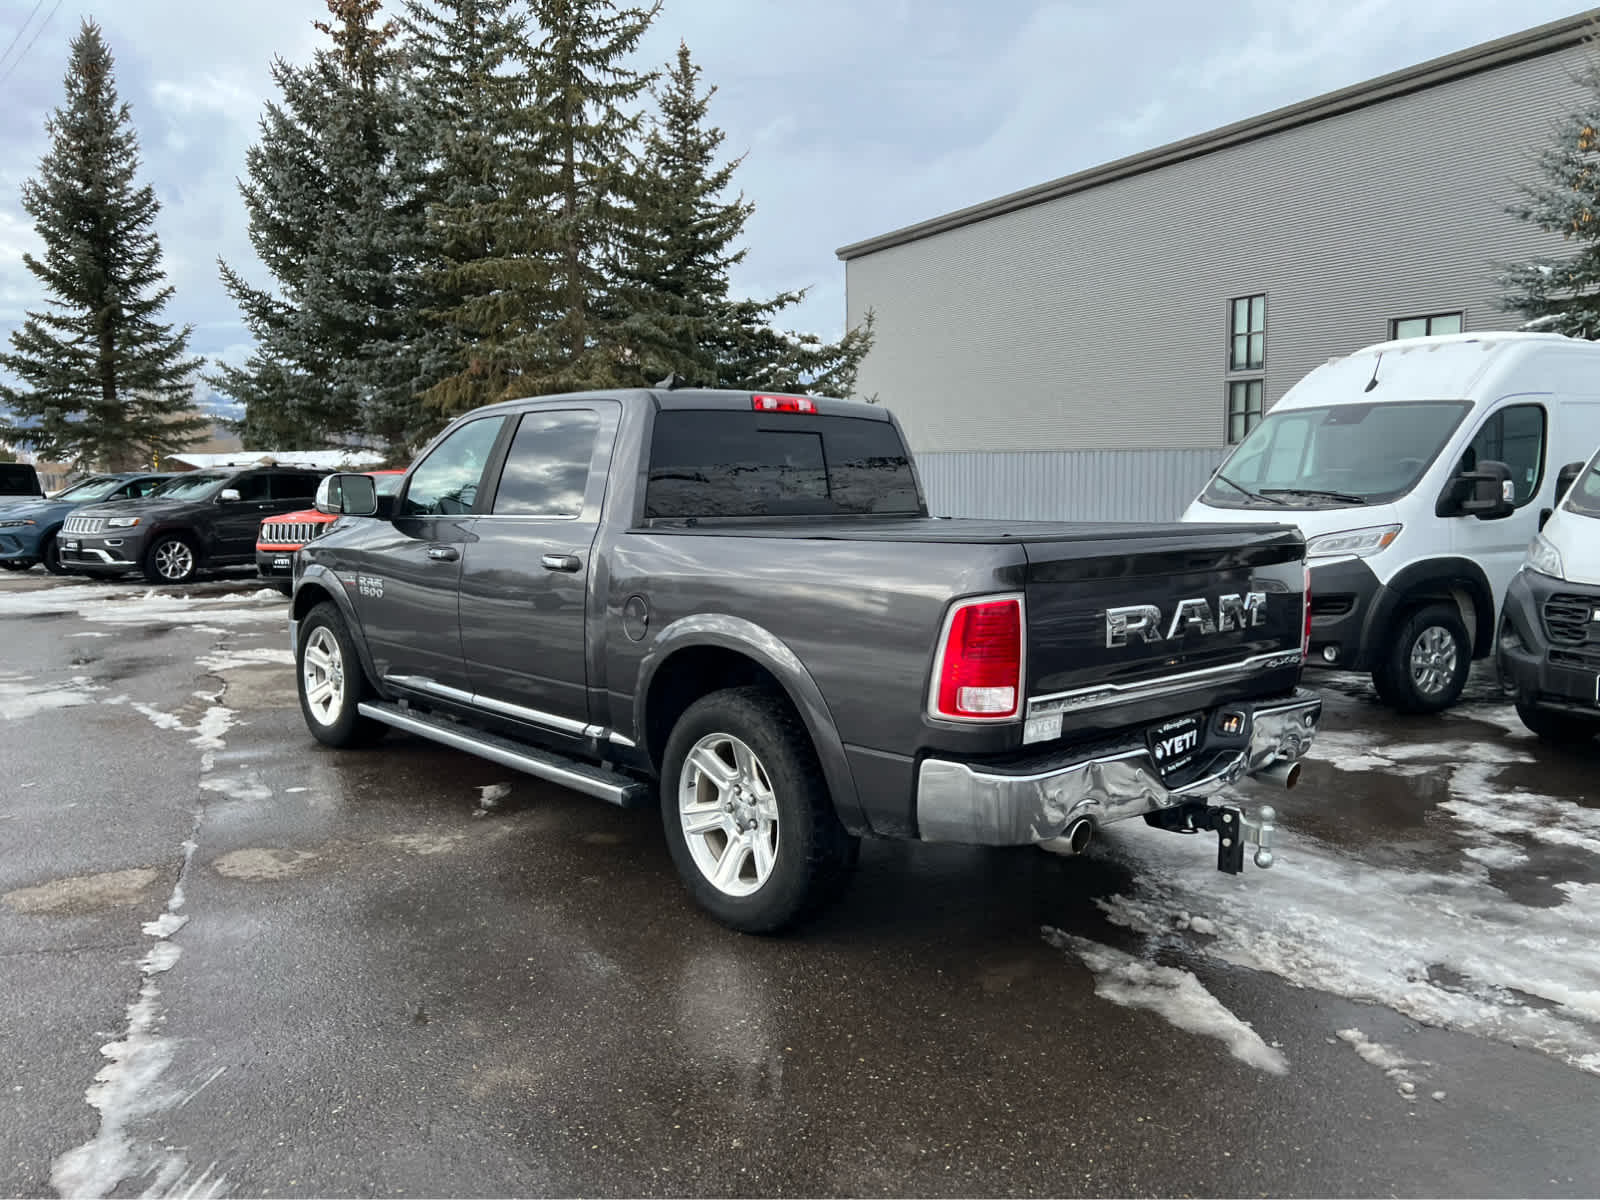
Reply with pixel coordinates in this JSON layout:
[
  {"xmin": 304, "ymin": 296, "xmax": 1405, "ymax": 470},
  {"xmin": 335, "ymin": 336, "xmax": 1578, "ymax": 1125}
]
[
  {"xmin": 1409, "ymin": 625, "xmax": 1459, "ymax": 697},
  {"xmin": 155, "ymin": 539, "xmax": 195, "ymax": 581},
  {"xmin": 301, "ymin": 625, "xmax": 346, "ymax": 726},
  {"xmin": 677, "ymin": 732, "xmax": 780, "ymax": 897}
]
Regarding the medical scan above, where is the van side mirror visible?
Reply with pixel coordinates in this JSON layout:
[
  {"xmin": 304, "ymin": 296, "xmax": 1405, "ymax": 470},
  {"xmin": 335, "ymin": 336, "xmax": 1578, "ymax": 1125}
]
[
  {"xmin": 1437, "ymin": 459, "xmax": 1514, "ymax": 520},
  {"xmin": 1555, "ymin": 460, "xmax": 1585, "ymax": 502},
  {"xmin": 315, "ymin": 473, "xmax": 378, "ymax": 517}
]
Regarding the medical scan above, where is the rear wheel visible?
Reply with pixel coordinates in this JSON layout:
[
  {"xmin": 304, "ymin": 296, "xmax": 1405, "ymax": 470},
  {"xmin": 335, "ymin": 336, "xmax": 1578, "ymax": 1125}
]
[
  {"xmin": 1372, "ymin": 603, "xmax": 1471, "ymax": 713},
  {"xmin": 661, "ymin": 686, "xmax": 859, "ymax": 934},
  {"xmin": 143, "ymin": 533, "xmax": 199, "ymax": 585},
  {"xmin": 1514, "ymin": 700, "xmax": 1600, "ymax": 745}
]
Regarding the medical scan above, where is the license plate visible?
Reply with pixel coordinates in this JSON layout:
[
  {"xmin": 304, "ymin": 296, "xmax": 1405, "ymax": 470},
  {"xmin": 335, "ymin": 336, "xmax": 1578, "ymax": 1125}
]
[
  {"xmin": 1147, "ymin": 713, "xmax": 1203, "ymax": 775},
  {"xmin": 274, "ymin": 556, "xmax": 291, "ymax": 570},
  {"xmin": 63, "ymin": 540, "xmax": 79, "ymax": 551}
]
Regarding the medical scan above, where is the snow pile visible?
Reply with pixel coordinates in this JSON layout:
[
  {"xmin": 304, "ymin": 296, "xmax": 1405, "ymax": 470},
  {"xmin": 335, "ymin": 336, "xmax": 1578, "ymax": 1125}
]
[{"xmin": 1042, "ymin": 926, "xmax": 1288, "ymax": 1075}]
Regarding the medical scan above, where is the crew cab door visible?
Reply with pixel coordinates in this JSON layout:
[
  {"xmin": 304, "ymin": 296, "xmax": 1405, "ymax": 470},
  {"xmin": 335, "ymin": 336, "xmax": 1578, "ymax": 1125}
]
[
  {"xmin": 357, "ymin": 414, "xmax": 508, "ymax": 694},
  {"xmin": 209, "ymin": 471, "xmax": 281, "ymax": 557},
  {"xmin": 459, "ymin": 403, "xmax": 617, "ymax": 730}
]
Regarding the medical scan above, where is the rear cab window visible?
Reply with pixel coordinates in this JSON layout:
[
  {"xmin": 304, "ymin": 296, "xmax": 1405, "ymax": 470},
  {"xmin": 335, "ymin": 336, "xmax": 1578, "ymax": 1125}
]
[{"xmin": 644, "ymin": 410, "xmax": 924, "ymax": 519}]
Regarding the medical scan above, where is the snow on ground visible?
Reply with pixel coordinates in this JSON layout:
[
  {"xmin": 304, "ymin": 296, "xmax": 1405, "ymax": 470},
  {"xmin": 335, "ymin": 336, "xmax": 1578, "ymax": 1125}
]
[
  {"xmin": 1089, "ymin": 721, "xmax": 1600, "ymax": 1078},
  {"xmin": 1043, "ymin": 928, "xmax": 1289, "ymax": 1075},
  {"xmin": 196, "ymin": 647, "xmax": 294, "ymax": 674},
  {"xmin": 1335, "ymin": 1027, "xmax": 1432, "ymax": 1097},
  {"xmin": 0, "ymin": 581, "xmax": 286, "ymax": 629},
  {"xmin": 0, "ymin": 673, "xmax": 102, "ymax": 721}
]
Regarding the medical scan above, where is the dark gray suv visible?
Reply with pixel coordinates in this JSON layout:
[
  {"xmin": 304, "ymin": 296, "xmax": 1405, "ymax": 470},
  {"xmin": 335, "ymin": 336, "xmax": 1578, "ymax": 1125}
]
[{"xmin": 61, "ymin": 465, "xmax": 329, "ymax": 584}]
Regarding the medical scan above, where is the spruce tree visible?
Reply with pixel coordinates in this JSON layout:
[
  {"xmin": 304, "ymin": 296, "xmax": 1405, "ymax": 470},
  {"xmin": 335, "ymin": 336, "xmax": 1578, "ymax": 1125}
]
[
  {"xmin": 401, "ymin": 0, "xmax": 541, "ymax": 421},
  {"xmin": 425, "ymin": 0, "xmax": 659, "ymax": 416},
  {"xmin": 1502, "ymin": 57, "xmax": 1600, "ymax": 336},
  {"xmin": 0, "ymin": 20, "xmax": 205, "ymax": 471},
  {"xmin": 215, "ymin": 0, "xmax": 433, "ymax": 455},
  {"xmin": 610, "ymin": 42, "xmax": 876, "ymax": 397}
]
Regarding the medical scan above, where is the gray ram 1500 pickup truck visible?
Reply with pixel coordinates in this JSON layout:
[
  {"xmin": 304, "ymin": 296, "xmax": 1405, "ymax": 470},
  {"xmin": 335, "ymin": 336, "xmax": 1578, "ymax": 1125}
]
[{"xmin": 290, "ymin": 387, "xmax": 1321, "ymax": 932}]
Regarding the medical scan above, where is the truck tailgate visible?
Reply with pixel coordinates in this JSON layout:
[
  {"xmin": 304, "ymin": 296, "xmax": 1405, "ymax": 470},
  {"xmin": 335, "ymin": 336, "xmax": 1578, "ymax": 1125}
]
[{"xmin": 1020, "ymin": 525, "xmax": 1306, "ymax": 735}]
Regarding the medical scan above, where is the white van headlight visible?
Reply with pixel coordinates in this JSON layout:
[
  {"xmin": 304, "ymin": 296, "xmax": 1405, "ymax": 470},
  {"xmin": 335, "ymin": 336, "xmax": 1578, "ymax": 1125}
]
[
  {"xmin": 1524, "ymin": 534, "xmax": 1565, "ymax": 580},
  {"xmin": 1305, "ymin": 524, "xmax": 1402, "ymax": 559}
]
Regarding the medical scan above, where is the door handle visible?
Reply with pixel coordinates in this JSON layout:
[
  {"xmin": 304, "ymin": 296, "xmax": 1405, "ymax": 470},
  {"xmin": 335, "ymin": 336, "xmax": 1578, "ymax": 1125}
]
[
  {"xmin": 427, "ymin": 545, "xmax": 459, "ymax": 562},
  {"xmin": 541, "ymin": 554, "xmax": 582, "ymax": 572}
]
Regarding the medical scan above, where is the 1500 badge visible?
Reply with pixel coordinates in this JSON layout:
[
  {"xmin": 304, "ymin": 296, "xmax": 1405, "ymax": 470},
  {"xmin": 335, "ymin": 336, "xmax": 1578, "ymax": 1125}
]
[{"xmin": 357, "ymin": 574, "xmax": 384, "ymax": 599}]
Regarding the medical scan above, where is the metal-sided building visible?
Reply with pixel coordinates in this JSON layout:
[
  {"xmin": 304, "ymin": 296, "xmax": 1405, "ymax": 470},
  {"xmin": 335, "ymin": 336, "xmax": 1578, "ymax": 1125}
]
[{"xmin": 837, "ymin": 12, "xmax": 1598, "ymax": 521}]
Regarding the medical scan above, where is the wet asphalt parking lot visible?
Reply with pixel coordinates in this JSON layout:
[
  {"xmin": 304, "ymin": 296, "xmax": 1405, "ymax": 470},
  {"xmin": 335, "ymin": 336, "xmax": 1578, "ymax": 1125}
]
[{"xmin": 1, "ymin": 571, "xmax": 1598, "ymax": 1198}]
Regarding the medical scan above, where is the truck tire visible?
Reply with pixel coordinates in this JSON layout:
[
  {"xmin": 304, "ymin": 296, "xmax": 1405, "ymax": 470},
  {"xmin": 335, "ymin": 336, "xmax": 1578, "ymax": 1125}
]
[
  {"xmin": 1514, "ymin": 700, "xmax": 1600, "ymax": 745},
  {"xmin": 661, "ymin": 686, "xmax": 859, "ymax": 934},
  {"xmin": 1372, "ymin": 602, "xmax": 1471, "ymax": 713},
  {"xmin": 296, "ymin": 602, "xmax": 385, "ymax": 748},
  {"xmin": 143, "ymin": 533, "xmax": 199, "ymax": 584}
]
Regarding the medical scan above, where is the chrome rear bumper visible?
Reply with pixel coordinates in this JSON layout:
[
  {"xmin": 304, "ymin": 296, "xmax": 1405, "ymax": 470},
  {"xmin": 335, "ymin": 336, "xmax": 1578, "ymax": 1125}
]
[{"xmin": 916, "ymin": 690, "xmax": 1321, "ymax": 845}]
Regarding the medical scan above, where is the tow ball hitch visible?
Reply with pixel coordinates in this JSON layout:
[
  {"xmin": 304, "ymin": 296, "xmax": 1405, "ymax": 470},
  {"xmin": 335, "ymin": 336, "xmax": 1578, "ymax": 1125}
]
[{"xmin": 1146, "ymin": 803, "xmax": 1278, "ymax": 873}]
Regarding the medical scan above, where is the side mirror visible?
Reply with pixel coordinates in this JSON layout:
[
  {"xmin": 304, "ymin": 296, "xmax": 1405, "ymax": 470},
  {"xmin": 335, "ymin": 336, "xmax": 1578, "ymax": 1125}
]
[
  {"xmin": 1555, "ymin": 460, "xmax": 1585, "ymax": 502},
  {"xmin": 217, "ymin": 488, "xmax": 241, "ymax": 503},
  {"xmin": 1462, "ymin": 460, "xmax": 1515, "ymax": 520},
  {"xmin": 314, "ymin": 472, "xmax": 379, "ymax": 517},
  {"xmin": 1436, "ymin": 460, "xmax": 1515, "ymax": 519}
]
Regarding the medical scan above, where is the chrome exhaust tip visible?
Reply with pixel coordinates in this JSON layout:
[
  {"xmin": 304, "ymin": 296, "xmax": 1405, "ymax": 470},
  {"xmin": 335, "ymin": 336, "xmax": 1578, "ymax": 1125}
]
[
  {"xmin": 1257, "ymin": 759, "xmax": 1301, "ymax": 789},
  {"xmin": 1038, "ymin": 816, "xmax": 1095, "ymax": 857}
]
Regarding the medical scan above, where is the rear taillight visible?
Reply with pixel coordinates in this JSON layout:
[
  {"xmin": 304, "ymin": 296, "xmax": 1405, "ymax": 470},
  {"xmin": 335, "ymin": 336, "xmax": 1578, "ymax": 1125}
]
[
  {"xmin": 932, "ymin": 596, "xmax": 1023, "ymax": 720},
  {"xmin": 1302, "ymin": 565, "xmax": 1312, "ymax": 657}
]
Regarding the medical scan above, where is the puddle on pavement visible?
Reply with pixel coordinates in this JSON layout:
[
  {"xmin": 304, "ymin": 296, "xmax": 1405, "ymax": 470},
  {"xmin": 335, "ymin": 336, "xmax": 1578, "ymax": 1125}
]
[{"xmin": 2, "ymin": 867, "xmax": 161, "ymax": 914}]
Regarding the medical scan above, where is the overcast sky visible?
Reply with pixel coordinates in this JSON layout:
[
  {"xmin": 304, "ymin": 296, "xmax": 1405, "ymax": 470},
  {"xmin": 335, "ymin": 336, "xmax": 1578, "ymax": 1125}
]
[{"xmin": 0, "ymin": 0, "xmax": 1592, "ymax": 388}]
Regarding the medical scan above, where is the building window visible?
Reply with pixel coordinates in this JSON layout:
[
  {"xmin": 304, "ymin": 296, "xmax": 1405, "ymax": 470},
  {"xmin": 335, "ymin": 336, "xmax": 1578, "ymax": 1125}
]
[
  {"xmin": 1227, "ymin": 379, "xmax": 1263, "ymax": 444},
  {"xmin": 1230, "ymin": 295, "xmax": 1266, "ymax": 371},
  {"xmin": 1391, "ymin": 312, "xmax": 1463, "ymax": 340}
]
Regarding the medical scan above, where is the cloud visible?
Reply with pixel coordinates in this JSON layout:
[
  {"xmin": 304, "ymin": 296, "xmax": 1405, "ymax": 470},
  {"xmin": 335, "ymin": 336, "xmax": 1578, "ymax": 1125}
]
[{"xmin": 0, "ymin": 0, "xmax": 1588, "ymax": 367}]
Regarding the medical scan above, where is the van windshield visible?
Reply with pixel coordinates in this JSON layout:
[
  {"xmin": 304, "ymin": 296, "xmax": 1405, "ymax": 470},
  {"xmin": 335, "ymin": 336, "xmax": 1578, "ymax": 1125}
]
[
  {"xmin": 1563, "ymin": 449, "xmax": 1600, "ymax": 518},
  {"xmin": 1202, "ymin": 400, "xmax": 1472, "ymax": 508}
]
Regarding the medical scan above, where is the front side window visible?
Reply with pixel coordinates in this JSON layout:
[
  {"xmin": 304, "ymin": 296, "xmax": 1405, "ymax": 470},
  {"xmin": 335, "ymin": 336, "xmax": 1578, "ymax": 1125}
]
[
  {"xmin": 1230, "ymin": 295, "xmax": 1266, "ymax": 371},
  {"xmin": 52, "ymin": 476, "xmax": 126, "ymax": 502},
  {"xmin": 1204, "ymin": 400, "xmax": 1473, "ymax": 508},
  {"xmin": 270, "ymin": 472, "xmax": 323, "ymax": 501},
  {"xmin": 1563, "ymin": 447, "xmax": 1600, "ymax": 517},
  {"xmin": 230, "ymin": 473, "xmax": 272, "ymax": 502},
  {"xmin": 1391, "ymin": 312, "xmax": 1463, "ymax": 340},
  {"xmin": 151, "ymin": 473, "xmax": 227, "ymax": 499},
  {"xmin": 492, "ymin": 410, "xmax": 600, "ymax": 517},
  {"xmin": 1227, "ymin": 379, "xmax": 1263, "ymax": 444},
  {"xmin": 400, "ymin": 417, "xmax": 505, "ymax": 517},
  {"xmin": 1460, "ymin": 403, "xmax": 1545, "ymax": 507}
]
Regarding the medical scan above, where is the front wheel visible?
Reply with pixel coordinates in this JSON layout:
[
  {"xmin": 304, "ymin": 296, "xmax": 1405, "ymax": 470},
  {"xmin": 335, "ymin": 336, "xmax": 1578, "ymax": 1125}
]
[
  {"xmin": 1515, "ymin": 700, "xmax": 1600, "ymax": 745},
  {"xmin": 41, "ymin": 532, "xmax": 69, "ymax": 575},
  {"xmin": 661, "ymin": 687, "xmax": 859, "ymax": 934},
  {"xmin": 296, "ymin": 602, "xmax": 385, "ymax": 748},
  {"xmin": 143, "ymin": 533, "xmax": 199, "ymax": 584},
  {"xmin": 1372, "ymin": 603, "xmax": 1472, "ymax": 713}
]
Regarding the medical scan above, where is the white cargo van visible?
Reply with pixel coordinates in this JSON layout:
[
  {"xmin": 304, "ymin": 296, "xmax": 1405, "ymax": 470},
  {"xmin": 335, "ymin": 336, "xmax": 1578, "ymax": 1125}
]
[
  {"xmin": 1181, "ymin": 332, "xmax": 1600, "ymax": 712},
  {"xmin": 1497, "ymin": 444, "xmax": 1600, "ymax": 742}
]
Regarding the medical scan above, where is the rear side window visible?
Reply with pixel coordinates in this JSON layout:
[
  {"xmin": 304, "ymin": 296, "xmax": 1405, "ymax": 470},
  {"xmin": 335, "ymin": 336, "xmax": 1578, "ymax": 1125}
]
[
  {"xmin": 645, "ymin": 411, "xmax": 923, "ymax": 518},
  {"xmin": 492, "ymin": 410, "xmax": 599, "ymax": 517}
]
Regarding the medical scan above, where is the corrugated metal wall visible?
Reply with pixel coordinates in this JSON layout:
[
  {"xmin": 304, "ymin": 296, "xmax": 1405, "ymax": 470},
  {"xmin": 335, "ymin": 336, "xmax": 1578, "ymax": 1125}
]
[
  {"xmin": 845, "ymin": 43, "xmax": 1592, "ymax": 471},
  {"xmin": 916, "ymin": 447, "xmax": 1225, "ymax": 521}
]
